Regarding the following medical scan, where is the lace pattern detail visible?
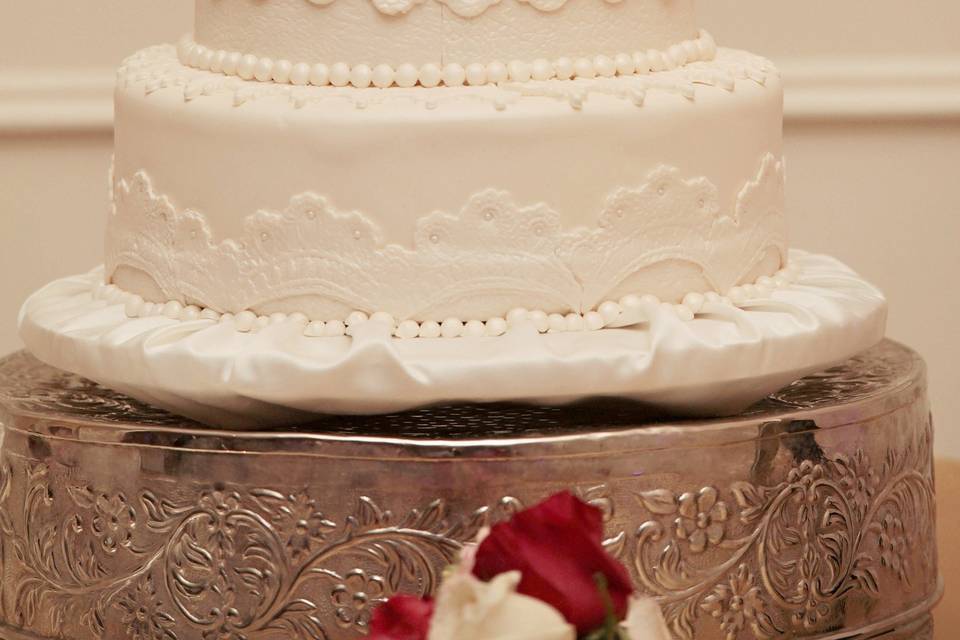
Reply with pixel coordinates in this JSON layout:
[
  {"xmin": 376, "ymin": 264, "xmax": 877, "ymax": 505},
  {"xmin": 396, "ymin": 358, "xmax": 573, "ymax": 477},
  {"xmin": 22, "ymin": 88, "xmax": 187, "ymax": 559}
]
[{"xmin": 106, "ymin": 155, "xmax": 786, "ymax": 321}]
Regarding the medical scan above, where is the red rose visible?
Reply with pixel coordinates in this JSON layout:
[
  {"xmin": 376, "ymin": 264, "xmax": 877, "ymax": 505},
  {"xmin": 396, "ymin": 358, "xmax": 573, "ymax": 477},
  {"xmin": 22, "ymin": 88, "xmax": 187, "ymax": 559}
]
[
  {"xmin": 472, "ymin": 491, "xmax": 634, "ymax": 633},
  {"xmin": 368, "ymin": 595, "xmax": 434, "ymax": 640}
]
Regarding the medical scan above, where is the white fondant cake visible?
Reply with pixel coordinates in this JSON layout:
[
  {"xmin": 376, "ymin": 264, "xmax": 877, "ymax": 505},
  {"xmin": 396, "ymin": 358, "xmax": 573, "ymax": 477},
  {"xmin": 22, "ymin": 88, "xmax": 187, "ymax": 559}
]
[
  {"xmin": 18, "ymin": 0, "xmax": 889, "ymax": 421},
  {"xmin": 108, "ymin": 0, "xmax": 786, "ymax": 328}
]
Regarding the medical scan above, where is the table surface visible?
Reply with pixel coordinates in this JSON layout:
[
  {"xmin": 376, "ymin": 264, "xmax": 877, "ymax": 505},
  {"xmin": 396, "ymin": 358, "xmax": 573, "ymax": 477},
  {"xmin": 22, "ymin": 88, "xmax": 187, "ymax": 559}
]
[{"xmin": 935, "ymin": 458, "xmax": 958, "ymax": 639}]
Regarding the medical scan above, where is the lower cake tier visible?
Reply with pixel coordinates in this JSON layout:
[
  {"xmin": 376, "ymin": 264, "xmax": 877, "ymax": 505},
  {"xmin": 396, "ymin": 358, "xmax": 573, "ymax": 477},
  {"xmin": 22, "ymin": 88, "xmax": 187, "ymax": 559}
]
[
  {"xmin": 109, "ymin": 45, "xmax": 785, "ymax": 324},
  {"xmin": 0, "ymin": 341, "xmax": 940, "ymax": 640}
]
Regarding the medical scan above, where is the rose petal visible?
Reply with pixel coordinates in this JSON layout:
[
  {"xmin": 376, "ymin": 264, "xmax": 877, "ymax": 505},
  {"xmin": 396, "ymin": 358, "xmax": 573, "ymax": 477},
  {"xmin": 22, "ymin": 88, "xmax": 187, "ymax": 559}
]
[
  {"xmin": 623, "ymin": 597, "xmax": 672, "ymax": 640},
  {"xmin": 369, "ymin": 595, "xmax": 434, "ymax": 640},
  {"xmin": 428, "ymin": 572, "xmax": 576, "ymax": 640},
  {"xmin": 473, "ymin": 492, "xmax": 634, "ymax": 633}
]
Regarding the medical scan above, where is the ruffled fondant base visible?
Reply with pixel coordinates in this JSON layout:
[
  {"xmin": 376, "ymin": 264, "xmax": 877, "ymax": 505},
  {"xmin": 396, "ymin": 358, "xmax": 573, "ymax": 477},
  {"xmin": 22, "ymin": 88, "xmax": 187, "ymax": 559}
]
[{"xmin": 18, "ymin": 251, "xmax": 887, "ymax": 427}]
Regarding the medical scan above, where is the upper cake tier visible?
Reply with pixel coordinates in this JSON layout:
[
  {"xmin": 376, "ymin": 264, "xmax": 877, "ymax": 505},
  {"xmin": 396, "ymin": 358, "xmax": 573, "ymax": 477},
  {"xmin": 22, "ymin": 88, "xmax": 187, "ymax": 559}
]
[
  {"xmin": 108, "ymin": 43, "xmax": 785, "ymax": 332},
  {"xmin": 186, "ymin": 0, "xmax": 711, "ymax": 87}
]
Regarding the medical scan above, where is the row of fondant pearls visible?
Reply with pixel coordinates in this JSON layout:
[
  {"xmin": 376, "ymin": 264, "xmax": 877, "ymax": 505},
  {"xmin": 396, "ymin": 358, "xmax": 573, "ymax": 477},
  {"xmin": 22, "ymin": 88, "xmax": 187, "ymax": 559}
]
[
  {"xmin": 93, "ymin": 263, "xmax": 800, "ymax": 339},
  {"xmin": 176, "ymin": 30, "xmax": 716, "ymax": 89},
  {"xmin": 123, "ymin": 45, "xmax": 776, "ymax": 113}
]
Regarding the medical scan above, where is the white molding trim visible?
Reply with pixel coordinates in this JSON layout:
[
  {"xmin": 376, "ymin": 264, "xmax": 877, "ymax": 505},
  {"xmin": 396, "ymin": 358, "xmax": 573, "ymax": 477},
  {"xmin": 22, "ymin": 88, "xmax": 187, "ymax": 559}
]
[
  {"xmin": 0, "ymin": 70, "xmax": 114, "ymax": 135},
  {"xmin": 1, "ymin": 56, "xmax": 959, "ymax": 134},
  {"xmin": 779, "ymin": 55, "xmax": 960, "ymax": 122}
]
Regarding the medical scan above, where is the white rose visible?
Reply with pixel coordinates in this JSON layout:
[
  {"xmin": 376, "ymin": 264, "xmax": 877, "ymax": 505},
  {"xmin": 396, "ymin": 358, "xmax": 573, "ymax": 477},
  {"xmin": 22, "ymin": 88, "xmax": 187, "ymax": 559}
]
[
  {"xmin": 428, "ymin": 570, "xmax": 576, "ymax": 640},
  {"xmin": 622, "ymin": 596, "xmax": 673, "ymax": 640}
]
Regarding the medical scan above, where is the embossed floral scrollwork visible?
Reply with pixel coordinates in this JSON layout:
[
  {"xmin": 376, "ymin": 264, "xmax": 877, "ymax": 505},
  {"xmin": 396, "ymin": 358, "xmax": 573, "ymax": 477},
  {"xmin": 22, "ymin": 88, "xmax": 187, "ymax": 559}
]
[
  {"xmin": 330, "ymin": 569, "xmax": 386, "ymax": 630},
  {"xmin": 675, "ymin": 488, "xmax": 728, "ymax": 554},
  {"xmin": 0, "ymin": 459, "xmax": 13, "ymax": 621},
  {"xmin": 0, "ymin": 454, "xmax": 520, "ymax": 640},
  {"xmin": 874, "ymin": 513, "xmax": 912, "ymax": 581},
  {"xmin": 630, "ymin": 422, "xmax": 936, "ymax": 640},
  {"xmin": 700, "ymin": 564, "xmax": 776, "ymax": 640},
  {"xmin": 257, "ymin": 489, "xmax": 338, "ymax": 561},
  {"xmin": 115, "ymin": 576, "xmax": 177, "ymax": 640},
  {"xmin": 635, "ymin": 485, "xmax": 731, "ymax": 555},
  {"xmin": 0, "ymin": 349, "xmax": 937, "ymax": 640},
  {"xmin": 89, "ymin": 492, "xmax": 138, "ymax": 554},
  {"xmin": 834, "ymin": 449, "xmax": 880, "ymax": 521}
]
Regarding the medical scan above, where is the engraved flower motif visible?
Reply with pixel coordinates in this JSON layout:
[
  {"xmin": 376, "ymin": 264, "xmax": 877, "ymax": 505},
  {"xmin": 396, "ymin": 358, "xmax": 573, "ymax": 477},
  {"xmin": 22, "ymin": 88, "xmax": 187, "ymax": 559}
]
[
  {"xmin": 201, "ymin": 625, "xmax": 246, "ymax": 640},
  {"xmin": 91, "ymin": 492, "xmax": 137, "ymax": 554},
  {"xmin": 331, "ymin": 568, "xmax": 386, "ymax": 630},
  {"xmin": 787, "ymin": 460, "xmax": 824, "ymax": 485},
  {"xmin": 674, "ymin": 487, "xmax": 727, "ymax": 553},
  {"xmin": 199, "ymin": 489, "xmax": 241, "ymax": 517},
  {"xmin": 876, "ymin": 512, "xmax": 912, "ymax": 580},
  {"xmin": 198, "ymin": 489, "xmax": 242, "ymax": 553},
  {"xmin": 787, "ymin": 460, "xmax": 827, "ymax": 505},
  {"xmin": 116, "ymin": 576, "xmax": 176, "ymax": 640},
  {"xmin": 700, "ymin": 564, "xmax": 769, "ymax": 640},
  {"xmin": 270, "ymin": 491, "xmax": 337, "ymax": 561},
  {"xmin": 836, "ymin": 450, "xmax": 879, "ymax": 517},
  {"xmin": 792, "ymin": 577, "xmax": 831, "ymax": 630}
]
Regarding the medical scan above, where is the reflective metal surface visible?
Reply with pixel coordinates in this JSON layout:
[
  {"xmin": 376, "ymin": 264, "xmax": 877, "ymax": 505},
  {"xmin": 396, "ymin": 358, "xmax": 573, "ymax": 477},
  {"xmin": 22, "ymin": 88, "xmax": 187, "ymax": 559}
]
[{"xmin": 0, "ymin": 340, "xmax": 940, "ymax": 639}]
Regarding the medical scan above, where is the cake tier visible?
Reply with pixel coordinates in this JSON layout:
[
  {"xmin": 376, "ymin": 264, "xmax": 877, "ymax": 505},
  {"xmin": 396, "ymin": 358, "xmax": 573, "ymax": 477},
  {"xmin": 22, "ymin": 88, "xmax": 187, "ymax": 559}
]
[
  {"xmin": 109, "ymin": 45, "xmax": 785, "ymax": 324},
  {"xmin": 189, "ymin": 0, "xmax": 706, "ymax": 87}
]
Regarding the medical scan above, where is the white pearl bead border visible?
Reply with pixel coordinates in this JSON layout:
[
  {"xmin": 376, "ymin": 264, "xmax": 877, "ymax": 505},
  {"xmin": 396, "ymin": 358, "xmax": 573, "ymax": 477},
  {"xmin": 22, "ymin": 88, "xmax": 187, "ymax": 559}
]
[
  {"xmin": 92, "ymin": 262, "xmax": 801, "ymax": 340},
  {"xmin": 176, "ymin": 30, "xmax": 716, "ymax": 90}
]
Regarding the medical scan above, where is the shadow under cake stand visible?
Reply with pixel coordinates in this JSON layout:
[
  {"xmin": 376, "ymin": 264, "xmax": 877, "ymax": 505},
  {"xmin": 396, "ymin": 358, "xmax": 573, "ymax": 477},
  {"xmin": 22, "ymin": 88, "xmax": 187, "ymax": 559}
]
[{"xmin": 0, "ymin": 340, "xmax": 941, "ymax": 640}]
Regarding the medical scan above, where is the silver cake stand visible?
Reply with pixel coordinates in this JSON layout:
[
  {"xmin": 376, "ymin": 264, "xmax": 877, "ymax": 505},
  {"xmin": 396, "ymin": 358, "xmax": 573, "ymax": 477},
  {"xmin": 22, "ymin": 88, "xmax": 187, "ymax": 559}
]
[{"xmin": 0, "ymin": 340, "xmax": 941, "ymax": 640}]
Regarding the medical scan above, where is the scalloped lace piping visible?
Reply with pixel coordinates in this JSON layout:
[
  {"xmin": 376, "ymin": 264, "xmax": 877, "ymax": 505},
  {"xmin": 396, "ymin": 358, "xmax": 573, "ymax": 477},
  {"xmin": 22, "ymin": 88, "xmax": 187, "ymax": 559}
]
[{"xmin": 106, "ymin": 154, "xmax": 787, "ymax": 330}]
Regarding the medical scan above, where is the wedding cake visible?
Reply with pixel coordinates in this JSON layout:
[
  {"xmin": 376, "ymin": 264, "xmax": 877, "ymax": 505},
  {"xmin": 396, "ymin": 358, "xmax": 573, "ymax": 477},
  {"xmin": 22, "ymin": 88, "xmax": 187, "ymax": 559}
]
[
  {"xmin": 3, "ymin": 7, "xmax": 940, "ymax": 638},
  {"xmin": 18, "ymin": 0, "xmax": 887, "ymax": 423},
  {"xmin": 111, "ymin": 0, "xmax": 785, "ymax": 332}
]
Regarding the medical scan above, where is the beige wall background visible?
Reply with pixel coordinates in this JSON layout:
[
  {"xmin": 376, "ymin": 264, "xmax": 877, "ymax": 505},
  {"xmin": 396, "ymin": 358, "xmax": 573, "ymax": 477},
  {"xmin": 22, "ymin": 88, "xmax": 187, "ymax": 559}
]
[{"xmin": 1, "ymin": 2, "xmax": 958, "ymax": 457}]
